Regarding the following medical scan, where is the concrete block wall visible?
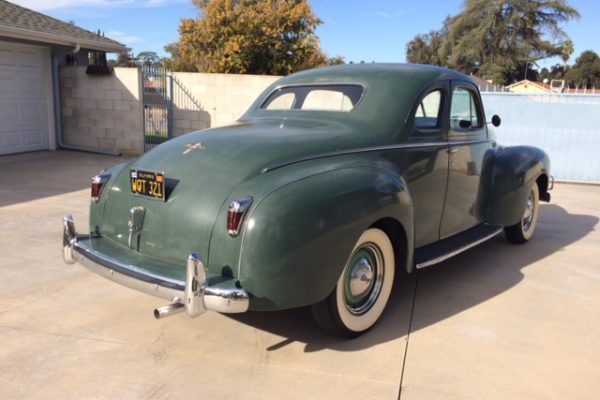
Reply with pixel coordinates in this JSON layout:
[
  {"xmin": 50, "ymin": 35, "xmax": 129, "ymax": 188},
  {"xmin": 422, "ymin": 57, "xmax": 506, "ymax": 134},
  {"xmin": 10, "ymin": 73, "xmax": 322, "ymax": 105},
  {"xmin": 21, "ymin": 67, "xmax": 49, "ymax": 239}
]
[
  {"xmin": 60, "ymin": 67, "xmax": 280, "ymax": 155},
  {"xmin": 172, "ymin": 72, "xmax": 279, "ymax": 132},
  {"xmin": 60, "ymin": 67, "xmax": 144, "ymax": 155}
]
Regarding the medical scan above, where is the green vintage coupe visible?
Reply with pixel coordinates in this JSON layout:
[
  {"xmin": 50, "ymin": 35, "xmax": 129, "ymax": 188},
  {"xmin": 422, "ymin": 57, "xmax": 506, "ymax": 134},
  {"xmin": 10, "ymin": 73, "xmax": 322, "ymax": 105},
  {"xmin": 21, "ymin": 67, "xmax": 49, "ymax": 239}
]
[{"xmin": 63, "ymin": 64, "xmax": 552, "ymax": 337}]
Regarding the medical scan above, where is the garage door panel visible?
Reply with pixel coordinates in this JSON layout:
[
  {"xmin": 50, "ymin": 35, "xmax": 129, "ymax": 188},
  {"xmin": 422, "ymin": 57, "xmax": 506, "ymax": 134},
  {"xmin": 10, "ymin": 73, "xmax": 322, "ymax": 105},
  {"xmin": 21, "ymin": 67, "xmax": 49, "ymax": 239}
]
[
  {"xmin": 17, "ymin": 50, "xmax": 43, "ymax": 70},
  {"xmin": 1, "ymin": 130, "xmax": 21, "ymax": 148},
  {"xmin": 0, "ymin": 74, "xmax": 18, "ymax": 96},
  {"xmin": 0, "ymin": 101, "xmax": 19, "ymax": 121},
  {"xmin": 24, "ymin": 128, "xmax": 44, "ymax": 145},
  {"xmin": 21, "ymin": 101, "xmax": 44, "ymax": 120},
  {"xmin": 0, "ymin": 49, "xmax": 15, "ymax": 66},
  {"xmin": 20, "ymin": 77, "xmax": 43, "ymax": 96},
  {"xmin": 0, "ymin": 42, "xmax": 49, "ymax": 155}
]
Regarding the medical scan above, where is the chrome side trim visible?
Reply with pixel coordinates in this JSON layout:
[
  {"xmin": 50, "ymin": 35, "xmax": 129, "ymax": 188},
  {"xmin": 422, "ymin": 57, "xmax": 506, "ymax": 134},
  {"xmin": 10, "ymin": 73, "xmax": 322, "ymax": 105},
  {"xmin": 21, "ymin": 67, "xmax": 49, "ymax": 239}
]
[
  {"xmin": 262, "ymin": 139, "xmax": 492, "ymax": 173},
  {"xmin": 416, "ymin": 226, "xmax": 503, "ymax": 269},
  {"xmin": 63, "ymin": 216, "xmax": 250, "ymax": 315}
]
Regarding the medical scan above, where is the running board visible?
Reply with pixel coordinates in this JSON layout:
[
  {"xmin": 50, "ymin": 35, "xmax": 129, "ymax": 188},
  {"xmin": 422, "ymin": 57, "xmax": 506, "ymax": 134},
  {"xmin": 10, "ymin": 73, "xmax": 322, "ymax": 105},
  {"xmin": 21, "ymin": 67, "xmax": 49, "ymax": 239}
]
[{"xmin": 414, "ymin": 224, "xmax": 503, "ymax": 269}]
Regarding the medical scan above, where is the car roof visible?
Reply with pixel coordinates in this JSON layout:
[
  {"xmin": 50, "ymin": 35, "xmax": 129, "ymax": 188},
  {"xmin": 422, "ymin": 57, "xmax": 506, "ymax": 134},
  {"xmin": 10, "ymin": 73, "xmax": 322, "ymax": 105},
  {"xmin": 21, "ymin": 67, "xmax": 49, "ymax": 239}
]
[
  {"xmin": 241, "ymin": 63, "xmax": 475, "ymax": 144},
  {"xmin": 277, "ymin": 63, "xmax": 468, "ymax": 86}
]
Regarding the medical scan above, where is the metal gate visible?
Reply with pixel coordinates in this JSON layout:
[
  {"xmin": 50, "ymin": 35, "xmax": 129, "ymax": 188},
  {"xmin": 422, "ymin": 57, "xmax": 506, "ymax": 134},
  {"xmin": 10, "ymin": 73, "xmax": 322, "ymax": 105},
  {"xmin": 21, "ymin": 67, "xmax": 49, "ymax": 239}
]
[{"xmin": 142, "ymin": 65, "xmax": 173, "ymax": 152}]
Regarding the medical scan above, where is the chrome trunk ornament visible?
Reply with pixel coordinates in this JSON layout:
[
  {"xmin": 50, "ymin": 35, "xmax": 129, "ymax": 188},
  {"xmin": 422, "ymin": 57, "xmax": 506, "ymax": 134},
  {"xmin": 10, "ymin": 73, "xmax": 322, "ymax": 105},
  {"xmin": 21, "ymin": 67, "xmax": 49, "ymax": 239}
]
[
  {"xmin": 128, "ymin": 206, "xmax": 146, "ymax": 250},
  {"xmin": 183, "ymin": 142, "xmax": 205, "ymax": 155}
]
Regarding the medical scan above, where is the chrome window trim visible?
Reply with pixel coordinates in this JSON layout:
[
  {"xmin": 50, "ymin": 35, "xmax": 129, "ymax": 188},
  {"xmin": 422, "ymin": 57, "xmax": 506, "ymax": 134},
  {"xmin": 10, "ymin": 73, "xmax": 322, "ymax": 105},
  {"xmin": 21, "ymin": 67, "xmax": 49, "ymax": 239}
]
[{"xmin": 259, "ymin": 82, "xmax": 367, "ymax": 112}]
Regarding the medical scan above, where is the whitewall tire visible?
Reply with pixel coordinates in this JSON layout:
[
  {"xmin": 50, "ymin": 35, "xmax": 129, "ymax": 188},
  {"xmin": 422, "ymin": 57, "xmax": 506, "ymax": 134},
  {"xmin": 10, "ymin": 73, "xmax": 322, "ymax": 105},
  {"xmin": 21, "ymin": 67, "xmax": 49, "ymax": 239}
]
[
  {"xmin": 505, "ymin": 183, "xmax": 540, "ymax": 244},
  {"xmin": 311, "ymin": 228, "xmax": 395, "ymax": 337}
]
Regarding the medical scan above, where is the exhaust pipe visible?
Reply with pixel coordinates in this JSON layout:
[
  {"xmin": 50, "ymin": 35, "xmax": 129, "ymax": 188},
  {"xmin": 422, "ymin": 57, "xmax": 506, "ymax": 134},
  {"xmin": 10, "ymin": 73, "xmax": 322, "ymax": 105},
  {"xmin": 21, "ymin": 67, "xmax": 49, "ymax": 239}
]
[{"xmin": 154, "ymin": 302, "xmax": 184, "ymax": 319}]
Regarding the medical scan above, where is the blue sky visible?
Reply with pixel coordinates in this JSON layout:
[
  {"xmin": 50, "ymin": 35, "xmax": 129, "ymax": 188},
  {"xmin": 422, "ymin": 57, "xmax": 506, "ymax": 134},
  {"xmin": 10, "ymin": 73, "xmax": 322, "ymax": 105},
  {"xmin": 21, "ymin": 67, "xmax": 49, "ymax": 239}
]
[{"xmin": 12, "ymin": 0, "xmax": 600, "ymax": 69}]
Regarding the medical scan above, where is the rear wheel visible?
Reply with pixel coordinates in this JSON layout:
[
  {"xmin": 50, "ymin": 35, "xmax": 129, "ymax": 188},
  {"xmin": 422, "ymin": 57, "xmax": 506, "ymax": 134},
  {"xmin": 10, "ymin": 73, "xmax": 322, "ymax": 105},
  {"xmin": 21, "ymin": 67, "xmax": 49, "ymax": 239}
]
[
  {"xmin": 311, "ymin": 228, "xmax": 395, "ymax": 337},
  {"xmin": 505, "ymin": 184, "xmax": 539, "ymax": 244}
]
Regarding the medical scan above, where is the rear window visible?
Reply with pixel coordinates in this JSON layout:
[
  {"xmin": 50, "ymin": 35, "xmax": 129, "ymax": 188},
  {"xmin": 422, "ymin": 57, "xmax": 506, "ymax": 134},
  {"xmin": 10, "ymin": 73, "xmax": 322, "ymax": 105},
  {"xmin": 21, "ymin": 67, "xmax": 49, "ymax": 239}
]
[{"xmin": 261, "ymin": 85, "xmax": 364, "ymax": 112}]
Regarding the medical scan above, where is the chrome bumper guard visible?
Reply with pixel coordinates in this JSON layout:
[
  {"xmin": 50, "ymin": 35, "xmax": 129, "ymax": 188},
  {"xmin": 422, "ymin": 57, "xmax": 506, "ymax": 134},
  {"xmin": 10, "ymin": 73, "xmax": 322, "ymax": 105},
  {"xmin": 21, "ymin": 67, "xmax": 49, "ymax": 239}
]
[{"xmin": 63, "ymin": 215, "xmax": 249, "ymax": 318}]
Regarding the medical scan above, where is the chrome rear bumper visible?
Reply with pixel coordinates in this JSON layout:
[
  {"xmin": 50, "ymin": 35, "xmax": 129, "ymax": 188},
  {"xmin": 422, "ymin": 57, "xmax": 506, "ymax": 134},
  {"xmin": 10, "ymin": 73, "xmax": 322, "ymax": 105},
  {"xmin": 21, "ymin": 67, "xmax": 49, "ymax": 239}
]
[{"xmin": 63, "ymin": 215, "xmax": 249, "ymax": 317}]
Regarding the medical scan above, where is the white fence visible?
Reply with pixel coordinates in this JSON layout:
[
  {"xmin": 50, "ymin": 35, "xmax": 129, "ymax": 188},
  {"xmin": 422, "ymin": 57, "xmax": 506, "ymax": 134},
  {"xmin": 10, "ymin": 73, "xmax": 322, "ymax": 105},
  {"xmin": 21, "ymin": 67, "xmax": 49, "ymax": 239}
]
[{"xmin": 481, "ymin": 93, "xmax": 600, "ymax": 183}]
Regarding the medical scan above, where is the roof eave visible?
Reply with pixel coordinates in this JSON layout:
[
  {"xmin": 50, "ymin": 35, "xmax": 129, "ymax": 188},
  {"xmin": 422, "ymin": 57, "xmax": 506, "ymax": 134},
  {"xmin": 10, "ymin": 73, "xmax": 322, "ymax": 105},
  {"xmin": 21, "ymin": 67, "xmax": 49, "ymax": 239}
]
[{"xmin": 0, "ymin": 25, "xmax": 129, "ymax": 53}]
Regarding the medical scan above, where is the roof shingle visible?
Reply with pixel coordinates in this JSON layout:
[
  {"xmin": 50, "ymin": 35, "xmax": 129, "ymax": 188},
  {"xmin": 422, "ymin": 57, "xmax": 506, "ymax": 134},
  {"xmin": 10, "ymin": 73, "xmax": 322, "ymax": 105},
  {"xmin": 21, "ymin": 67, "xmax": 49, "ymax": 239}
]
[{"xmin": 0, "ymin": 0, "xmax": 127, "ymax": 52}]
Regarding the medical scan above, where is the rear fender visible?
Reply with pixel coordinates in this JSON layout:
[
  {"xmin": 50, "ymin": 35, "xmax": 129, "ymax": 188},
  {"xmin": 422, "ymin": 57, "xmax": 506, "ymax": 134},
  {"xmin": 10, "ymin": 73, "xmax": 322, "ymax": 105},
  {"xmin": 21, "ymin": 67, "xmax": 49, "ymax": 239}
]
[
  {"xmin": 89, "ymin": 161, "xmax": 130, "ymax": 235},
  {"xmin": 487, "ymin": 146, "xmax": 550, "ymax": 226},
  {"xmin": 238, "ymin": 166, "xmax": 414, "ymax": 311}
]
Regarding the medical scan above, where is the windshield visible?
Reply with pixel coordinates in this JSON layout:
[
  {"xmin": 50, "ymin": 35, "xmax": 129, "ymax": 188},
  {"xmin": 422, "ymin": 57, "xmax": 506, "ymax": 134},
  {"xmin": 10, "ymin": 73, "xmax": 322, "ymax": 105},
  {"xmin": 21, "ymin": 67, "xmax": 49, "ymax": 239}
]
[{"xmin": 260, "ymin": 84, "xmax": 364, "ymax": 112}]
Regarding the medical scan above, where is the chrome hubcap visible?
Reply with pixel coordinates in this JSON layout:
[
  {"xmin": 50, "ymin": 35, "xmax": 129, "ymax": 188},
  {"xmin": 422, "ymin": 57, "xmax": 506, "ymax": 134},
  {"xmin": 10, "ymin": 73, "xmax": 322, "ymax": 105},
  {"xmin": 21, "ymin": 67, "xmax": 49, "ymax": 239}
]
[
  {"xmin": 350, "ymin": 258, "xmax": 374, "ymax": 298},
  {"xmin": 522, "ymin": 190, "xmax": 535, "ymax": 232},
  {"xmin": 343, "ymin": 244, "xmax": 384, "ymax": 315}
]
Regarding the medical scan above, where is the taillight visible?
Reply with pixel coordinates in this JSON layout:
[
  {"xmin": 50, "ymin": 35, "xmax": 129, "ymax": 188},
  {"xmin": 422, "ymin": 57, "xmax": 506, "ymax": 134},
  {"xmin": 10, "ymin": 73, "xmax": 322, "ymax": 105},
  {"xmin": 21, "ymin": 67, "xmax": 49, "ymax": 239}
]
[
  {"xmin": 227, "ymin": 196, "xmax": 253, "ymax": 237},
  {"xmin": 91, "ymin": 171, "xmax": 112, "ymax": 202}
]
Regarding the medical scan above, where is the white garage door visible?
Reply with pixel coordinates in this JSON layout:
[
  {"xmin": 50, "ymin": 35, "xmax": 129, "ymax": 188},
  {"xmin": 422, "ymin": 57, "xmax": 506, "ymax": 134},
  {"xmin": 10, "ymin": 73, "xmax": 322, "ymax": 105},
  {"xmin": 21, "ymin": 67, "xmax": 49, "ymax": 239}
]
[{"xmin": 0, "ymin": 42, "xmax": 51, "ymax": 155}]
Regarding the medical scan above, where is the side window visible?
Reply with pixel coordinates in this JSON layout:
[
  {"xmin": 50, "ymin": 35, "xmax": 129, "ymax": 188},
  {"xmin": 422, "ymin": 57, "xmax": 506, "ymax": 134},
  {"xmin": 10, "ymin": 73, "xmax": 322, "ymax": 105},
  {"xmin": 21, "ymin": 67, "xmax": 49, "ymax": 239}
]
[
  {"xmin": 264, "ymin": 92, "xmax": 295, "ymax": 110},
  {"xmin": 261, "ymin": 85, "xmax": 364, "ymax": 112},
  {"xmin": 302, "ymin": 90, "xmax": 354, "ymax": 111},
  {"xmin": 450, "ymin": 87, "xmax": 482, "ymax": 130},
  {"xmin": 414, "ymin": 90, "xmax": 442, "ymax": 129}
]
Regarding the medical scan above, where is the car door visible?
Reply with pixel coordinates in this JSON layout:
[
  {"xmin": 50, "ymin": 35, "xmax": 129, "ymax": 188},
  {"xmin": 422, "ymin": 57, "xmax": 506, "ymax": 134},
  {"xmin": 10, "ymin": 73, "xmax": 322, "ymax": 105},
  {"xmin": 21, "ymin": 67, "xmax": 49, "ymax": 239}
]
[
  {"xmin": 440, "ymin": 81, "xmax": 493, "ymax": 239},
  {"xmin": 397, "ymin": 83, "xmax": 450, "ymax": 248}
]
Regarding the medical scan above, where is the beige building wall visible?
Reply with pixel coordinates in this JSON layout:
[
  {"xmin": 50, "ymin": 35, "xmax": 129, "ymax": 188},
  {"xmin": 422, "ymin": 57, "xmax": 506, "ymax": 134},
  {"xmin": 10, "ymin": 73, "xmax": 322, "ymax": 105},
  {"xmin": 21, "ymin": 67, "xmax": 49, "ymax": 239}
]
[
  {"xmin": 59, "ymin": 67, "xmax": 280, "ymax": 155},
  {"xmin": 60, "ymin": 67, "xmax": 144, "ymax": 155},
  {"xmin": 505, "ymin": 80, "xmax": 553, "ymax": 94}
]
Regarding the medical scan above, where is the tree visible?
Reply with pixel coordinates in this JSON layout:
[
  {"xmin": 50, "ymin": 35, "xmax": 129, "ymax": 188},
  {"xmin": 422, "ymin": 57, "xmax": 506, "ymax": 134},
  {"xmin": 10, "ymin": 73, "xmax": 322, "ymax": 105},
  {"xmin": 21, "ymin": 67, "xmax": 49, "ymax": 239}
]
[
  {"xmin": 171, "ymin": 0, "xmax": 330, "ymax": 74},
  {"xmin": 405, "ymin": 0, "xmax": 580, "ymax": 85},
  {"xmin": 538, "ymin": 63, "xmax": 566, "ymax": 82},
  {"xmin": 406, "ymin": 16, "xmax": 453, "ymax": 66},
  {"xmin": 564, "ymin": 50, "xmax": 600, "ymax": 88},
  {"xmin": 113, "ymin": 52, "xmax": 137, "ymax": 67},
  {"xmin": 326, "ymin": 55, "xmax": 345, "ymax": 65},
  {"xmin": 136, "ymin": 51, "xmax": 161, "ymax": 67},
  {"xmin": 561, "ymin": 39, "xmax": 574, "ymax": 71},
  {"xmin": 162, "ymin": 43, "xmax": 197, "ymax": 72}
]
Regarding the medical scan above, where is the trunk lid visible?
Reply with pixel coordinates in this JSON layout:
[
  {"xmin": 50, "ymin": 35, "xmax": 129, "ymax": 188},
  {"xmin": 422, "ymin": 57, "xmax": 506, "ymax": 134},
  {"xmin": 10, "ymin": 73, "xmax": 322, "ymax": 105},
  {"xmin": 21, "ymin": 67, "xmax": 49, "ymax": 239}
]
[{"xmin": 100, "ymin": 118, "xmax": 354, "ymax": 266}]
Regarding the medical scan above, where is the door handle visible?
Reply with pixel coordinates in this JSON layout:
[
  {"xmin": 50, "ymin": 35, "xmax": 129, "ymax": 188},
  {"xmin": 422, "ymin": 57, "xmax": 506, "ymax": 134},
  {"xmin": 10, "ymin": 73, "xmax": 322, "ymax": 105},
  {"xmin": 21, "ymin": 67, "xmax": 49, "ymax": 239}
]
[{"xmin": 448, "ymin": 148, "xmax": 461, "ymax": 154}]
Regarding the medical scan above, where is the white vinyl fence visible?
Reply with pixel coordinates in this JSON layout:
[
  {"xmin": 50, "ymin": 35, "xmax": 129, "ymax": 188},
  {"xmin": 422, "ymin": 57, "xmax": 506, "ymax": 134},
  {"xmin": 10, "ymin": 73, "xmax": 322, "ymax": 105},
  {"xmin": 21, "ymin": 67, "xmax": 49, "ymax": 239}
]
[{"xmin": 482, "ymin": 93, "xmax": 600, "ymax": 183}]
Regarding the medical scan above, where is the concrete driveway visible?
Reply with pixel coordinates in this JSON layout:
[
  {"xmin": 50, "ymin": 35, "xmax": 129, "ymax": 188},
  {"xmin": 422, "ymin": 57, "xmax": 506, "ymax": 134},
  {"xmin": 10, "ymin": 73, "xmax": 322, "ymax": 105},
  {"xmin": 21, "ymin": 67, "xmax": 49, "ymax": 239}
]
[{"xmin": 1, "ymin": 151, "xmax": 599, "ymax": 400}]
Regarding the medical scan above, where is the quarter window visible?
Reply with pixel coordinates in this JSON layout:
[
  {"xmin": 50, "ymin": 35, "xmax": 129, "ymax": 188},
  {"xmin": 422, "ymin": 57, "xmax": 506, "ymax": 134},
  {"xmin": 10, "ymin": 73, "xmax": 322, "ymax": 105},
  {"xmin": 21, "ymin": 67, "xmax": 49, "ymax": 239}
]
[
  {"xmin": 265, "ymin": 92, "xmax": 296, "ymax": 110},
  {"xmin": 450, "ymin": 87, "xmax": 482, "ymax": 129},
  {"xmin": 414, "ymin": 90, "xmax": 442, "ymax": 129}
]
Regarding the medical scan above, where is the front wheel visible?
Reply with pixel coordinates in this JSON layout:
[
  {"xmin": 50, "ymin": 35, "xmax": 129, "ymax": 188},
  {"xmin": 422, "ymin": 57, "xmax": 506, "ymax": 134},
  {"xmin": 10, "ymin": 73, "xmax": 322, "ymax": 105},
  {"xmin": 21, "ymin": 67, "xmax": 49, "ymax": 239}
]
[
  {"xmin": 311, "ymin": 228, "xmax": 395, "ymax": 337},
  {"xmin": 505, "ymin": 183, "xmax": 539, "ymax": 244}
]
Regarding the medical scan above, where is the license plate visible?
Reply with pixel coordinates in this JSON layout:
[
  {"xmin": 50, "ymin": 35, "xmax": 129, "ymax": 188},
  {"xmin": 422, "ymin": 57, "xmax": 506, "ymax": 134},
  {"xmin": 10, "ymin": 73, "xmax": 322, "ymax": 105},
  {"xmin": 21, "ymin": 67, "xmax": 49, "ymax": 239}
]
[{"xmin": 130, "ymin": 169, "xmax": 165, "ymax": 201}]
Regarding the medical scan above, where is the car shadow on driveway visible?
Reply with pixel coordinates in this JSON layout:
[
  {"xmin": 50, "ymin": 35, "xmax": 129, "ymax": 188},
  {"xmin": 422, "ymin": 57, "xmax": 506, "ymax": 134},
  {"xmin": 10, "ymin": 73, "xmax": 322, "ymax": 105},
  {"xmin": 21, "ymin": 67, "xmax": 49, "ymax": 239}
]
[{"xmin": 226, "ymin": 204, "xmax": 598, "ymax": 352}]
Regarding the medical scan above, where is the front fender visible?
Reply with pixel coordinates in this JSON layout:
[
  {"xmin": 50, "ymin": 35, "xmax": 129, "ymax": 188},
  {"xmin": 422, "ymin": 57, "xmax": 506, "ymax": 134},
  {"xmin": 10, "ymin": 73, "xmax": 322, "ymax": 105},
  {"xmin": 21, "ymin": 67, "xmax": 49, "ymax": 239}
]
[
  {"xmin": 487, "ymin": 146, "xmax": 550, "ymax": 226},
  {"xmin": 238, "ymin": 166, "xmax": 413, "ymax": 311}
]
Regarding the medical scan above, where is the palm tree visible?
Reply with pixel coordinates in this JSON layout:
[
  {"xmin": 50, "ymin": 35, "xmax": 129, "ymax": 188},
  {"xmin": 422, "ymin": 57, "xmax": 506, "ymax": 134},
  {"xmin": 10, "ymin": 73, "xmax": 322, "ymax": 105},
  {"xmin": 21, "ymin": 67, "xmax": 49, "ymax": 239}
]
[{"xmin": 561, "ymin": 39, "xmax": 574, "ymax": 71}]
